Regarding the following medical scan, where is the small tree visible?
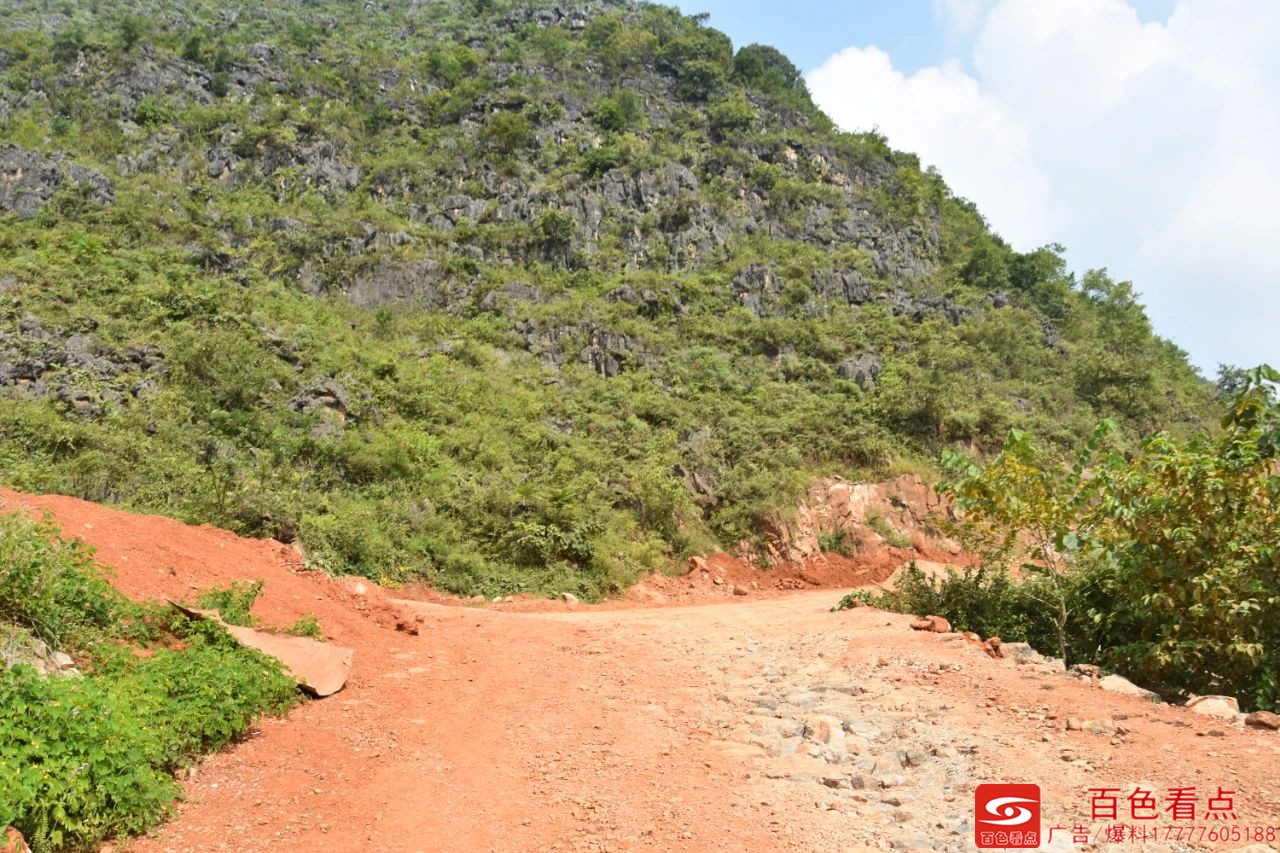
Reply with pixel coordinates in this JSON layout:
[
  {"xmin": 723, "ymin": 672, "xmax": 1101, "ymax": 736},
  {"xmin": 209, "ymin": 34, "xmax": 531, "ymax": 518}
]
[
  {"xmin": 482, "ymin": 111, "xmax": 533, "ymax": 156},
  {"xmin": 118, "ymin": 16, "xmax": 147, "ymax": 52},
  {"xmin": 1081, "ymin": 366, "xmax": 1280, "ymax": 707},
  {"xmin": 533, "ymin": 210, "xmax": 575, "ymax": 262},
  {"xmin": 708, "ymin": 91, "xmax": 755, "ymax": 141},
  {"xmin": 733, "ymin": 44, "xmax": 805, "ymax": 95},
  {"xmin": 592, "ymin": 92, "xmax": 645, "ymax": 134},
  {"xmin": 942, "ymin": 419, "xmax": 1116, "ymax": 663}
]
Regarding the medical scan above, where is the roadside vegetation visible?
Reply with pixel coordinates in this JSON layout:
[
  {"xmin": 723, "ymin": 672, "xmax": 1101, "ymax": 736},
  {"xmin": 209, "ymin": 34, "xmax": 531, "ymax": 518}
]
[
  {"xmin": 838, "ymin": 367, "xmax": 1280, "ymax": 713},
  {"xmin": 0, "ymin": 513, "xmax": 299, "ymax": 851}
]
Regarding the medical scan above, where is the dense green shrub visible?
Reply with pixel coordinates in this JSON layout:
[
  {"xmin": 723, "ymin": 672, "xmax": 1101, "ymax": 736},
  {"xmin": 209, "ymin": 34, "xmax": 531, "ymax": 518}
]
[
  {"xmin": 0, "ymin": 513, "xmax": 122, "ymax": 647},
  {"xmin": 933, "ymin": 368, "xmax": 1280, "ymax": 710},
  {"xmin": 580, "ymin": 144, "xmax": 621, "ymax": 176},
  {"xmin": 592, "ymin": 92, "xmax": 646, "ymax": 133},
  {"xmin": 133, "ymin": 96, "xmax": 176, "ymax": 126},
  {"xmin": 841, "ymin": 561, "xmax": 1071, "ymax": 658},
  {"xmin": 733, "ymin": 44, "xmax": 805, "ymax": 96},
  {"xmin": 864, "ymin": 511, "xmax": 913, "ymax": 549},
  {"xmin": 196, "ymin": 579, "xmax": 265, "ymax": 626},
  {"xmin": 1, "ymin": 666, "xmax": 174, "ymax": 850},
  {"xmin": 1076, "ymin": 372, "xmax": 1280, "ymax": 709},
  {"xmin": 0, "ymin": 515, "xmax": 298, "ymax": 851},
  {"xmin": 533, "ymin": 209, "xmax": 575, "ymax": 247},
  {"xmin": 817, "ymin": 529, "xmax": 854, "ymax": 557},
  {"xmin": 708, "ymin": 91, "xmax": 755, "ymax": 140},
  {"xmin": 481, "ymin": 110, "xmax": 533, "ymax": 155}
]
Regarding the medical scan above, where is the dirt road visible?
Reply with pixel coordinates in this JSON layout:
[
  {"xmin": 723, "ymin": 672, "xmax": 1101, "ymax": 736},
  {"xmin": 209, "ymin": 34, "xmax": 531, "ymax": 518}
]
[{"xmin": 2, "ymin": 488, "xmax": 1278, "ymax": 852}]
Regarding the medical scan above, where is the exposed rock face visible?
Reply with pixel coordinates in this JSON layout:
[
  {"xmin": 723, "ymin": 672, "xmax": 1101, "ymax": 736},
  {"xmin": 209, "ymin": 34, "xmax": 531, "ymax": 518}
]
[
  {"xmin": 429, "ymin": 194, "xmax": 488, "ymax": 231},
  {"xmin": 512, "ymin": 319, "xmax": 656, "ymax": 376},
  {"xmin": 577, "ymin": 327, "xmax": 655, "ymax": 377},
  {"xmin": 291, "ymin": 379, "xmax": 351, "ymax": 421},
  {"xmin": 732, "ymin": 263, "xmax": 785, "ymax": 318},
  {"xmin": 606, "ymin": 283, "xmax": 685, "ymax": 318},
  {"xmin": 0, "ymin": 314, "xmax": 164, "ymax": 418},
  {"xmin": 478, "ymin": 280, "xmax": 542, "ymax": 315},
  {"xmin": 812, "ymin": 269, "xmax": 874, "ymax": 306},
  {"xmin": 342, "ymin": 259, "xmax": 468, "ymax": 310},
  {"xmin": 887, "ymin": 290, "xmax": 972, "ymax": 325},
  {"xmin": 0, "ymin": 0, "xmax": 978, "ymax": 353},
  {"xmin": 755, "ymin": 475, "xmax": 959, "ymax": 566},
  {"xmin": 601, "ymin": 163, "xmax": 699, "ymax": 212},
  {"xmin": 207, "ymin": 133, "xmax": 358, "ymax": 194},
  {"xmin": 0, "ymin": 145, "xmax": 113, "ymax": 219},
  {"xmin": 835, "ymin": 354, "xmax": 882, "ymax": 390}
]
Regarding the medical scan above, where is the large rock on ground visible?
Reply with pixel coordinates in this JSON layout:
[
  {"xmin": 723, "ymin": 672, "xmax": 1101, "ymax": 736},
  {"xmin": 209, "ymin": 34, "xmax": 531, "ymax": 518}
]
[
  {"xmin": 909, "ymin": 615, "xmax": 951, "ymax": 633},
  {"xmin": 1098, "ymin": 674, "xmax": 1162, "ymax": 702},
  {"xmin": 221, "ymin": 623, "xmax": 353, "ymax": 697},
  {"xmin": 1244, "ymin": 710, "xmax": 1280, "ymax": 730},
  {"xmin": 835, "ymin": 353, "xmax": 882, "ymax": 390},
  {"xmin": 171, "ymin": 603, "xmax": 352, "ymax": 696},
  {"xmin": 1187, "ymin": 695, "xmax": 1241, "ymax": 718}
]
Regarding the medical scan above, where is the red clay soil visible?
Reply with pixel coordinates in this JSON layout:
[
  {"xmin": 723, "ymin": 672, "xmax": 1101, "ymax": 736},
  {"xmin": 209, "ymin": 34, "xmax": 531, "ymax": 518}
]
[
  {"xmin": 3, "ymin": 487, "xmax": 1279, "ymax": 853},
  {"xmin": 404, "ymin": 547, "xmax": 966, "ymax": 614}
]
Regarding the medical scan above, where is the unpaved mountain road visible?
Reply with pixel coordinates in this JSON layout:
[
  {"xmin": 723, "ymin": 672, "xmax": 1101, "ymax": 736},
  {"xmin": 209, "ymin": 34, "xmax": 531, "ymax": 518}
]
[
  {"xmin": 1, "ymin": 488, "xmax": 1277, "ymax": 853},
  {"xmin": 127, "ymin": 595, "xmax": 1280, "ymax": 853}
]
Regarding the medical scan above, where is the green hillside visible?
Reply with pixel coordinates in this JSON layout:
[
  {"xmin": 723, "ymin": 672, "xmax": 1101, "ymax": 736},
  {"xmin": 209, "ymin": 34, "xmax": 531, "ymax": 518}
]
[{"xmin": 0, "ymin": 0, "xmax": 1213, "ymax": 598}]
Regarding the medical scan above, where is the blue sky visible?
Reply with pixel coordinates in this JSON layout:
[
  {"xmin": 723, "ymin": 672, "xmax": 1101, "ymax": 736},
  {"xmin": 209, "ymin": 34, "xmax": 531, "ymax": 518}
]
[
  {"xmin": 672, "ymin": 1, "xmax": 949, "ymax": 75},
  {"xmin": 668, "ymin": 0, "xmax": 1278, "ymax": 374},
  {"xmin": 671, "ymin": 0, "xmax": 1177, "ymax": 75}
]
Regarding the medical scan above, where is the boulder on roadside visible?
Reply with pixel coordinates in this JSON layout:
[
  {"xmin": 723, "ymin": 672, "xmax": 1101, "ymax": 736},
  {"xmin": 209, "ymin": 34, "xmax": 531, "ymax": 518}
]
[
  {"xmin": 221, "ymin": 623, "xmax": 353, "ymax": 697},
  {"xmin": 1244, "ymin": 711, "xmax": 1280, "ymax": 731},
  {"xmin": 909, "ymin": 615, "xmax": 951, "ymax": 633},
  {"xmin": 1001, "ymin": 642, "xmax": 1047, "ymax": 666},
  {"xmin": 1187, "ymin": 695, "xmax": 1241, "ymax": 719},
  {"xmin": 1098, "ymin": 674, "xmax": 1162, "ymax": 702},
  {"xmin": 1069, "ymin": 663, "xmax": 1102, "ymax": 684},
  {"xmin": 170, "ymin": 602, "xmax": 352, "ymax": 697}
]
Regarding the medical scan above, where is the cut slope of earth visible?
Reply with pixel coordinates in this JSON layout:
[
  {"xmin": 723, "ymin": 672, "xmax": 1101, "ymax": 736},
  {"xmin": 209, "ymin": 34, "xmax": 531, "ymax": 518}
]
[{"xmin": 2, "ymin": 487, "xmax": 1277, "ymax": 852}]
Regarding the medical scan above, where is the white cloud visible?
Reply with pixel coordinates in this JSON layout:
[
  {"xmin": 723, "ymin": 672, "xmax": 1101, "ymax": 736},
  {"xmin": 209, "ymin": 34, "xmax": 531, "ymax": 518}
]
[
  {"xmin": 807, "ymin": 46, "xmax": 1053, "ymax": 249},
  {"xmin": 806, "ymin": 0, "xmax": 1280, "ymax": 372}
]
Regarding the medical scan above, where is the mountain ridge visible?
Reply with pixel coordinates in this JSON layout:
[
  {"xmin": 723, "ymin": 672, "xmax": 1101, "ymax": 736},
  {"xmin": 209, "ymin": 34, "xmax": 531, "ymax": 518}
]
[{"xmin": 0, "ymin": 0, "xmax": 1213, "ymax": 597}]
